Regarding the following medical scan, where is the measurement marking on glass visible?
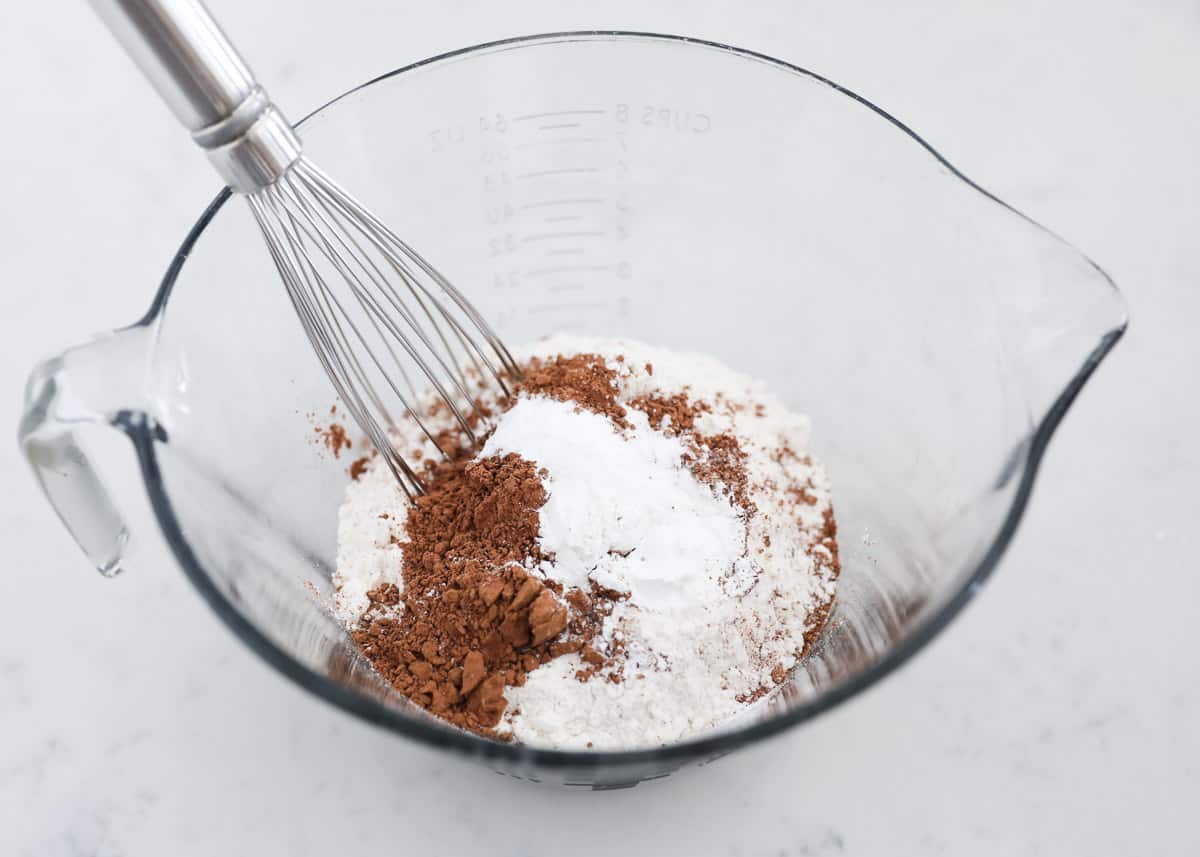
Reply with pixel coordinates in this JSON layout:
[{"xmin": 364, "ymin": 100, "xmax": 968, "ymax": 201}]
[
  {"xmin": 518, "ymin": 198, "xmax": 606, "ymax": 210},
  {"xmin": 514, "ymin": 109, "xmax": 606, "ymax": 122},
  {"xmin": 544, "ymin": 214, "xmax": 585, "ymax": 223},
  {"xmin": 514, "ymin": 137, "xmax": 604, "ymax": 150},
  {"xmin": 524, "ymin": 265, "xmax": 610, "ymax": 278},
  {"xmin": 538, "ymin": 122, "xmax": 583, "ymax": 130},
  {"xmin": 521, "ymin": 231, "xmax": 606, "ymax": 243},
  {"xmin": 547, "ymin": 283, "xmax": 587, "ymax": 293},
  {"xmin": 516, "ymin": 167, "xmax": 603, "ymax": 180}
]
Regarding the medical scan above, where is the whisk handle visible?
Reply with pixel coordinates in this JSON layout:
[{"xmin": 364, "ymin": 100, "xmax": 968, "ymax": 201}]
[{"xmin": 89, "ymin": 0, "xmax": 301, "ymax": 193}]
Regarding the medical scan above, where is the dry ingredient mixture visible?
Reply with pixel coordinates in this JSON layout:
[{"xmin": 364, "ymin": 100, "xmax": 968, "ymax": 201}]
[{"xmin": 333, "ymin": 335, "xmax": 839, "ymax": 750}]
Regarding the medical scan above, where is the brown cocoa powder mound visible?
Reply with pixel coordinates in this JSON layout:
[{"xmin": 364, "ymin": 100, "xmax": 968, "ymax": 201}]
[
  {"xmin": 518, "ymin": 353, "xmax": 630, "ymax": 428},
  {"xmin": 629, "ymin": 392, "xmax": 709, "ymax": 434},
  {"xmin": 350, "ymin": 450, "xmax": 602, "ymax": 736}
]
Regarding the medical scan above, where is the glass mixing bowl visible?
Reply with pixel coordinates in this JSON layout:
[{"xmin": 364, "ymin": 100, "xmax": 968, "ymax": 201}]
[{"xmin": 20, "ymin": 32, "xmax": 1126, "ymax": 788}]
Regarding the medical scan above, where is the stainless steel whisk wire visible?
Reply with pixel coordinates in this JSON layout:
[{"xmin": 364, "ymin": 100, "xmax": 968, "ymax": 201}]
[
  {"xmin": 251, "ymin": 162, "xmax": 521, "ymax": 496},
  {"xmin": 91, "ymin": 0, "xmax": 520, "ymax": 499}
]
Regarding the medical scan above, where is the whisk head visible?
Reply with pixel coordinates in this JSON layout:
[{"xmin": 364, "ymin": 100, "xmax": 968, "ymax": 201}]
[{"xmin": 246, "ymin": 158, "xmax": 521, "ymax": 499}]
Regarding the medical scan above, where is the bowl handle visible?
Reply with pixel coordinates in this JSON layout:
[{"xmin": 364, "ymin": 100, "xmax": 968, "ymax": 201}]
[{"xmin": 18, "ymin": 326, "xmax": 153, "ymax": 576}]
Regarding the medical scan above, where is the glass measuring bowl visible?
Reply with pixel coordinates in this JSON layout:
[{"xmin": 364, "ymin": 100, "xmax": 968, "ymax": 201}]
[{"xmin": 19, "ymin": 32, "xmax": 1126, "ymax": 788}]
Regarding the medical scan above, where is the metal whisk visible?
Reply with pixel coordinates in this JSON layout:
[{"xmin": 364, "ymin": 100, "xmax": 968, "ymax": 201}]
[{"xmin": 91, "ymin": 0, "xmax": 520, "ymax": 498}]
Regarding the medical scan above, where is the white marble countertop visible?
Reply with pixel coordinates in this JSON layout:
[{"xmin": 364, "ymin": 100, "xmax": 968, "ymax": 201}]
[{"xmin": 2, "ymin": 1, "xmax": 1195, "ymax": 854}]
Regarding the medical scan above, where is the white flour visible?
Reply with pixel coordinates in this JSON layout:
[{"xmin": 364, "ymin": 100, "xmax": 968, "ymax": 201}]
[{"xmin": 334, "ymin": 335, "xmax": 838, "ymax": 750}]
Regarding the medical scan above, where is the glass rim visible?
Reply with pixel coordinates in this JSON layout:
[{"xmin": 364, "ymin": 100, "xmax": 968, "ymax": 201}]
[{"xmin": 125, "ymin": 30, "xmax": 1128, "ymax": 771}]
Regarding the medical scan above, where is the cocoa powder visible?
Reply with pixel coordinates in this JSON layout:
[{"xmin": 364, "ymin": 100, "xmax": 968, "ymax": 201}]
[
  {"xmin": 349, "ymin": 456, "xmax": 370, "ymax": 481},
  {"xmin": 316, "ymin": 422, "xmax": 351, "ymax": 458},
  {"xmin": 629, "ymin": 392, "xmax": 707, "ymax": 434},
  {"xmin": 351, "ymin": 449, "xmax": 607, "ymax": 735},
  {"xmin": 519, "ymin": 353, "xmax": 630, "ymax": 428}
]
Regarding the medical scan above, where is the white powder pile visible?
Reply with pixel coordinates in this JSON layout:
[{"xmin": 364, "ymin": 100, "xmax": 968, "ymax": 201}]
[
  {"xmin": 481, "ymin": 397, "xmax": 746, "ymax": 608},
  {"xmin": 334, "ymin": 335, "xmax": 839, "ymax": 750}
]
